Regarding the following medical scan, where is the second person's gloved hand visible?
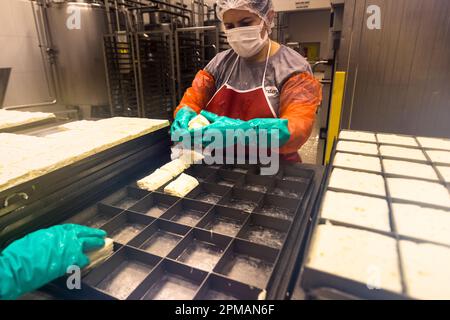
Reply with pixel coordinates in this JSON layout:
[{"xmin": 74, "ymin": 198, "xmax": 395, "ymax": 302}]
[
  {"xmin": 0, "ymin": 224, "xmax": 106, "ymax": 300},
  {"xmin": 170, "ymin": 106, "xmax": 198, "ymax": 142}
]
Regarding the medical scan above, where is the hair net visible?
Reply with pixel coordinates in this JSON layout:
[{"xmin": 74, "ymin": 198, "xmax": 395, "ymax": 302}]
[{"xmin": 216, "ymin": 0, "xmax": 275, "ymax": 32}]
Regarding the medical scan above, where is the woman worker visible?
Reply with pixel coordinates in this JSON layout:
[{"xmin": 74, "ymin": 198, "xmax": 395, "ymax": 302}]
[{"xmin": 171, "ymin": 0, "xmax": 322, "ymax": 162}]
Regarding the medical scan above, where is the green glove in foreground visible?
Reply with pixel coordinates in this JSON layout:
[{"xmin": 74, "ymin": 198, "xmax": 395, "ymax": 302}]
[
  {"xmin": 170, "ymin": 106, "xmax": 197, "ymax": 141},
  {"xmin": 190, "ymin": 110, "xmax": 291, "ymax": 148},
  {"xmin": 0, "ymin": 224, "xmax": 106, "ymax": 300}
]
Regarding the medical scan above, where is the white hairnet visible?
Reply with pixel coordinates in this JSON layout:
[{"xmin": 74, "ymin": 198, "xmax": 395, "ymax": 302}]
[{"xmin": 216, "ymin": 0, "xmax": 275, "ymax": 32}]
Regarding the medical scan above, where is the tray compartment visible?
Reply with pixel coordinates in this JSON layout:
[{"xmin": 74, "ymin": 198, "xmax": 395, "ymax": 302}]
[
  {"xmin": 100, "ymin": 186, "xmax": 150, "ymax": 210},
  {"xmin": 213, "ymin": 239, "xmax": 279, "ymax": 289},
  {"xmin": 236, "ymin": 174, "xmax": 275, "ymax": 193},
  {"xmin": 184, "ymin": 165, "xmax": 217, "ymax": 182},
  {"xmin": 101, "ymin": 211, "xmax": 154, "ymax": 244},
  {"xmin": 66, "ymin": 203, "xmax": 123, "ymax": 229},
  {"xmin": 194, "ymin": 273, "xmax": 264, "ymax": 300},
  {"xmin": 168, "ymin": 228, "xmax": 232, "ymax": 271},
  {"xmin": 83, "ymin": 246, "xmax": 161, "ymax": 300},
  {"xmin": 237, "ymin": 214, "xmax": 290, "ymax": 249},
  {"xmin": 280, "ymin": 166, "xmax": 315, "ymax": 183},
  {"xmin": 206, "ymin": 169, "xmax": 246, "ymax": 187},
  {"xmin": 160, "ymin": 198, "xmax": 212, "ymax": 227},
  {"xmin": 254, "ymin": 194, "xmax": 299, "ymax": 221},
  {"xmin": 269, "ymin": 179, "xmax": 309, "ymax": 199},
  {"xmin": 128, "ymin": 192, "xmax": 179, "ymax": 218},
  {"xmin": 221, "ymin": 164, "xmax": 259, "ymax": 174},
  {"xmin": 128, "ymin": 220, "xmax": 191, "ymax": 257},
  {"xmin": 218, "ymin": 188, "xmax": 264, "ymax": 213},
  {"xmin": 185, "ymin": 182, "xmax": 230, "ymax": 204},
  {"xmin": 196, "ymin": 205, "xmax": 249, "ymax": 237},
  {"xmin": 140, "ymin": 260, "xmax": 208, "ymax": 300}
]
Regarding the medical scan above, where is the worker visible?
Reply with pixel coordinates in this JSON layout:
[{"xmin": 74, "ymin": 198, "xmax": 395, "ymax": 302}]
[
  {"xmin": 171, "ymin": 0, "xmax": 322, "ymax": 162},
  {"xmin": 0, "ymin": 224, "xmax": 106, "ymax": 300}
]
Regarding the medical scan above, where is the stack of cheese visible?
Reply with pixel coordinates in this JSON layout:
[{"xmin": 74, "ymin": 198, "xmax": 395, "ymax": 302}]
[
  {"xmin": 0, "ymin": 118, "xmax": 170, "ymax": 192},
  {"xmin": 0, "ymin": 109, "xmax": 56, "ymax": 130},
  {"xmin": 84, "ymin": 238, "xmax": 114, "ymax": 274}
]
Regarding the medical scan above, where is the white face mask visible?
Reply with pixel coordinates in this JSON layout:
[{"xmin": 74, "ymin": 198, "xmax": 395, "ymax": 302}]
[{"xmin": 224, "ymin": 20, "xmax": 268, "ymax": 58}]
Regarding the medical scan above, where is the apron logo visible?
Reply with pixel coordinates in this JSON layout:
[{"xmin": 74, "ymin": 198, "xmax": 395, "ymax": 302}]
[{"xmin": 265, "ymin": 86, "xmax": 279, "ymax": 98}]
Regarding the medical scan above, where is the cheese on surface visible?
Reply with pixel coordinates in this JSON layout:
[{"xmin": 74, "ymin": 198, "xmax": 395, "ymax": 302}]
[
  {"xmin": 164, "ymin": 173, "xmax": 199, "ymax": 197},
  {"xmin": 0, "ymin": 110, "xmax": 55, "ymax": 130},
  {"xmin": 85, "ymin": 238, "xmax": 114, "ymax": 273},
  {"xmin": 339, "ymin": 130, "xmax": 376, "ymax": 142},
  {"xmin": 137, "ymin": 169, "xmax": 174, "ymax": 191},
  {"xmin": 188, "ymin": 114, "xmax": 210, "ymax": 130},
  {"xmin": 382, "ymin": 159, "xmax": 438, "ymax": 181},
  {"xmin": 321, "ymin": 191, "xmax": 390, "ymax": 232},
  {"xmin": 400, "ymin": 241, "xmax": 450, "ymax": 300},
  {"xmin": 336, "ymin": 141, "xmax": 378, "ymax": 155},
  {"xmin": 333, "ymin": 152, "xmax": 381, "ymax": 172},
  {"xmin": 376, "ymin": 133, "xmax": 418, "ymax": 147},
  {"xmin": 179, "ymin": 150, "xmax": 205, "ymax": 168},
  {"xmin": 160, "ymin": 159, "xmax": 186, "ymax": 177},
  {"xmin": 425, "ymin": 150, "xmax": 450, "ymax": 165},
  {"xmin": 306, "ymin": 224, "xmax": 402, "ymax": 293},
  {"xmin": 393, "ymin": 203, "xmax": 450, "ymax": 245},
  {"xmin": 437, "ymin": 166, "xmax": 450, "ymax": 183},
  {"xmin": 387, "ymin": 178, "xmax": 450, "ymax": 208},
  {"xmin": 328, "ymin": 168, "xmax": 386, "ymax": 196},
  {"xmin": 379, "ymin": 145, "xmax": 427, "ymax": 161},
  {"xmin": 417, "ymin": 137, "xmax": 450, "ymax": 151}
]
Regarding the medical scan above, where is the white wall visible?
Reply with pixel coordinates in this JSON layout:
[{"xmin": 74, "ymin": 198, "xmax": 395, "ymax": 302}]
[{"xmin": 0, "ymin": 0, "xmax": 51, "ymax": 107}]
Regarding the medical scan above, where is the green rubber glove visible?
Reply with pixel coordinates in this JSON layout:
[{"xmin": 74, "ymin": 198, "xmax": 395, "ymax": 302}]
[
  {"xmin": 247, "ymin": 118, "xmax": 291, "ymax": 148},
  {"xmin": 0, "ymin": 224, "xmax": 106, "ymax": 300},
  {"xmin": 170, "ymin": 106, "xmax": 197, "ymax": 142}
]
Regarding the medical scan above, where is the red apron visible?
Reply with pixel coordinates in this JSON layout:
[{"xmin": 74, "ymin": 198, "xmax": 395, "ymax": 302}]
[{"xmin": 205, "ymin": 41, "xmax": 300, "ymax": 163}]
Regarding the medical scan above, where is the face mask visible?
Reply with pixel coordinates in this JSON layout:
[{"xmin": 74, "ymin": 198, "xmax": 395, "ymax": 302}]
[{"xmin": 225, "ymin": 20, "xmax": 268, "ymax": 58}]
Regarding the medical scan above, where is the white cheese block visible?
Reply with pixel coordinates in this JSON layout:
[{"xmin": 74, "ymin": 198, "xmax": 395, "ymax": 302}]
[
  {"xmin": 417, "ymin": 137, "xmax": 450, "ymax": 151},
  {"xmin": 164, "ymin": 173, "xmax": 199, "ymax": 197},
  {"xmin": 333, "ymin": 152, "xmax": 381, "ymax": 172},
  {"xmin": 160, "ymin": 159, "xmax": 186, "ymax": 177},
  {"xmin": 379, "ymin": 145, "xmax": 427, "ymax": 161},
  {"xmin": 437, "ymin": 166, "xmax": 450, "ymax": 183},
  {"xmin": 382, "ymin": 159, "xmax": 438, "ymax": 181},
  {"xmin": 0, "ymin": 110, "xmax": 55, "ymax": 130},
  {"xmin": 179, "ymin": 149, "xmax": 205, "ymax": 168},
  {"xmin": 188, "ymin": 114, "xmax": 210, "ymax": 130},
  {"xmin": 376, "ymin": 133, "xmax": 418, "ymax": 147},
  {"xmin": 328, "ymin": 168, "xmax": 386, "ymax": 196},
  {"xmin": 393, "ymin": 203, "xmax": 450, "ymax": 245},
  {"xmin": 306, "ymin": 224, "xmax": 402, "ymax": 293},
  {"xmin": 336, "ymin": 141, "xmax": 378, "ymax": 155},
  {"xmin": 321, "ymin": 191, "xmax": 390, "ymax": 232},
  {"xmin": 387, "ymin": 178, "xmax": 450, "ymax": 208},
  {"xmin": 339, "ymin": 130, "xmax": 376, "ymax": 142},
  {"xmin": 400, "ymin": 240, "xmax": 450, "ymax": 300},
  {"xmin": 84, "ymin": 238, "xmax": 114, "ymax": 273},
  {"xmin": 137, "ymin": 169, "xmax": 174, "ymax": 191},
  {"xmin": 425, "ymin": 150, "xmax": 450, "ymax": 165}
]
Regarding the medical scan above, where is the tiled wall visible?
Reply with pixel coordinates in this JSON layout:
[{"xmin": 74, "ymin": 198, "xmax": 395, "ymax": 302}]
[{"xmin": 0, "ymin": 0, "xmax": 51, "ymax": 107}]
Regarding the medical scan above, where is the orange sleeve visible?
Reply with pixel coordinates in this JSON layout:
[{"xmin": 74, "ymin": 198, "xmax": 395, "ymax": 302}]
[
  {"xmin": 174, "ymin": 69, "xmax": 216, "ymax": 117},
  {"xmin": 279, "ymin": 72, "xmax": 323, "ymax": 155}
]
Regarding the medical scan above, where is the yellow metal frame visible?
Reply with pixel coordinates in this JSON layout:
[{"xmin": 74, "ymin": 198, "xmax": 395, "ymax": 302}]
[{"xmin": 324, "ymin": 71, "xmax": 346, "ymax": 164}]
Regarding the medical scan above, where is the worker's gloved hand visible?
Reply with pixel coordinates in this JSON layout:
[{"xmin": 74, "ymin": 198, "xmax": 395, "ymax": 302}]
[
  {"xmin": 171, "ymin": 106, "xmax": 198, "ymax": 142},
  {"xmin": 247, "ymin": 118, "xmax": 291, "ymax": 147},
  {"xmin": 0, "ymin": 224, "xmax": 106, "ymax": 300}
]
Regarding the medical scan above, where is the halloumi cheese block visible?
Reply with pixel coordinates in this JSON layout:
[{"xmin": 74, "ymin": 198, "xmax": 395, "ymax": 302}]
[
  {"xmin": 137, "ymin": 169, "xmax": 174, "ymax": 191},
  {"xmin": 0, "ymin": 110, "xmax": 55, "ymax": 130},
  {"xmin": 376, "ymin": 133, "xmax": 418, "ymax": 147},
  {"xmin": 333, "ymin": 152, "xmax": 381, "ymax": 172},
  {"xmin": 400, "ymin": 240, "xmax": 450, "ymax": 300},
  {"xmin": 306, "ymin": 224, "xmax": 402, "ymax": 293},
  {"xmin": 387, "ymin": 178, "xmax": 450, "ymax": 208},
  {"xmin": 393, "ymin": 203, "xmax": 450, "ymax": 245},
  {"xmin": 379, "ymin": 145, "xmax": 427, "ymax": 161},
  {"xmin": 84, "ymin": 238, "xmax": 114, "ymax": 273},
  {"xmin": 160, "ymin": 159, "xmax": 186, "ymax": 177},
  {"xmin": 339, "ymin": 130, "xmax": 376, "ymax": 142},
  {"xmin": 417, "ymin": 136, "xmax": 450, "ymax": 151},
  {"xmin": 437, "ymin": 166, "xmax": 450, "ymax": 183},
  {"xmin": 188, "ymin": 114, "xmax": 210, "ymax": 130},
  {"xmin": 179, "ymin": 149, "xmax": 205, "ymax": 168},
  {"xmin": 328, "ymin": 168, "xmax": 386, "ymax": 196},
  {"xmin": 425, "ymin": 150, "xmax": 450, "ymax": 165},
  {"xmin": 336, "ymin": 141, "xmax": 378, "ymax": 155},
  {"xmin": 164, "ymin": 173, "xmax": 199, "ymax": 198},
  {"xmin": 382, "ymin": 159, "xmax": 438, "ymax": 181},
  {"xmin": 321, "ymin": 191, "xmax": 390, "ymax": 232}
]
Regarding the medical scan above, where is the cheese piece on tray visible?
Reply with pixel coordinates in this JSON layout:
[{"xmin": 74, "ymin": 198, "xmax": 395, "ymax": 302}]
[
  {"xmin": 137, "ymin": 169, "xmax": 173, "ymax": 191},
  {"xmin": 160, "ymin": 159, "xmax": 186, "ymax": 177},
  {"xmin": 376, "ymin": 133, "xmax": 418, "ymax": 147},
  {"xmin": 328, "ymin": 168, "xmax": 386, "ymax": 196},
  {"xmin": 336, "ymin": 141, "xmax": 378, "ymax": 155},
  {"xmin": 321, "ymin": 191, "xmax": 390, "ymax": 232},
  {"xmin": 417, "ymin": 136, "xmax": 450, "ymax": 151},
  {"xmin": 188, "ymin": 114, "xmax": 210, "ymax": 130},
  {"xmin": 333, "ymin": 152, "xmax": 381, "ymax": 172},
  {"xmin": 425, "ymin": 150, "xmax": 450, "ymax": 165},
  {"xmin": 164, "ymin": 173, "xmax": 199, "ymax": 197},
  {"xmin": 306, "ymin": 224, "xmax": 402, "ymax": 293},
  {"xmin": 400, "ymin": 240, "xmax": 450, "ymax": 300},
  {"xmin": 338, "ymin": 130, "xmax": 376, "ymax": 142},
  {"xmin": 179, "ymin": 150, "xmax": 205, "ymax": 168},
  {"xmin": 382, "ymin": 159, "xmax": 438, "ymax": 181},
  {"xmin": 379, "ymin": 145, "xmax": 427, "ymax": 161},
  {"xmin": 84, "ymin": 238, "xmax": 114, "ymax": 274},
  {"xmin": 437, "ymin": 166, "xmax": 450, "ymax": 183}
]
